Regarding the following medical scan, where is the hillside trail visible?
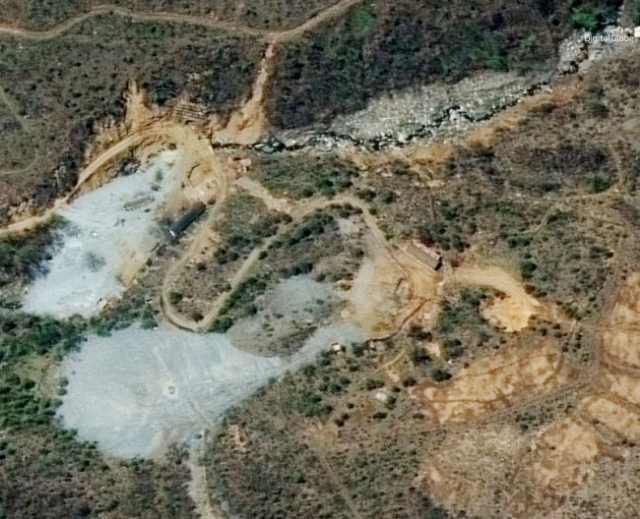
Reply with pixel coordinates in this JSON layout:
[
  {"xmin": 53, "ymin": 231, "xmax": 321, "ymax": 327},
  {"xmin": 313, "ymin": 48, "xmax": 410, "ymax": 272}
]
[
  {"xmin": 304, "ymin": 423, "xmax": 365, "ymax": 519},
  {"xmin": 161, "ymin": 177, "xmax": 438, "ymax": 333},
  {"xmin": 161, "ymin": 180, "xmax": 418, "ymax": 333},
  {"xmin": 0, "ymin": 85, "xmax": 39, "ymax": 176},
  {"xmin": 159, "ymin": 186, "xmax": 377, "ymax": 332},
  {"xmin": 0, "ymin": 129, "xmax": 151, "ymax": 236},
  {"xmin": 187, "ymin": 433, "xmax": 222, "ymax": 519},
  {"xmin": 0, "ymin": 0, "xmax": 365, "ymax": 43},
  {"xmin": 212, "ymin": 41, "xmax": 275, "ymax": 145}
]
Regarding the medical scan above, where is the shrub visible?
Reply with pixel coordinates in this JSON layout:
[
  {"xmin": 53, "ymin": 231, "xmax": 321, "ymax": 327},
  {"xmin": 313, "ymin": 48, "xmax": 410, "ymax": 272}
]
[
  {"xmin": 431, "ymin": 367, "xmax": 452, "ymax": 382},
  {"xmin": 293, "ymin": 391, "xmax": 327, "ymax": 417},
  {"xmin": 520, "ymin": 260, "xmax": 538, "ymax": 280},
  {"xmin": 571, "ymin": 8, "xmax": 599, "ymax": 30},
  {"xmin": 408, "ymin": 345, "xmax": 430, "ymax": 365},
  {"xmin": 210, "ymin": 316, "xmax": 234, "ymax": 333},
  {"xmin": 590, "ymin": 173, "xmax": 612, "ymax": 193},
  {"xmin": 444, "ymin": 338, "xmax": 464, "ymax": 359},
  {"xmin": 364, "ymin": 378, "xmax": 384, "ymax": 391},
  {"xmin": 168, "ymin": 291, "xmax": 183, "ymax": 305},
  {"xmin": 350, "ymin": 8, "xmax": 376, "ymax": 34},
  {"xmin": 634, "ymin": 0, "xmax": 640, "ymax": 25}
]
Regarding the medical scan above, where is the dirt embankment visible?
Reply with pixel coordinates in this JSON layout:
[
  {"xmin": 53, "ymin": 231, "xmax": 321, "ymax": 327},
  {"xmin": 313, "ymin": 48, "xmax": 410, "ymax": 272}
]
[
  {"xmin": 410, "ymin": 339, "xmax": 571, "ymax": 424},
  {"xmin": 453, "ymin": 265, "xmax": 544, "ymax": 333}
]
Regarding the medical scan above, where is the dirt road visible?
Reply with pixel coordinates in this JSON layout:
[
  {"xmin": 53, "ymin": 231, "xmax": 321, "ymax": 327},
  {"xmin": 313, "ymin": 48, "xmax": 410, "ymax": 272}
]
[
  {"xmin": 161, "ymin": 182, "xmax": 407, "ymax": 333},
  {"xmin": 0, "ymin": 0, "xmax": 368, "ymax": 232},
  {"xmin": 160, "ymin": 184, "xmax": 229, "ymax": 333},
  {"xmin": 213, "ymin": 41, "xmax": 275, "ymax": 146},
  {"xmin": 0, "ymin": 6, "xmax": 264, "ymax": 41},
  {"xmin": 188, "ymin": 434, "xmax": 222, "ymax": 519},
  {"xmin": 0, "ymin": 130, "xmax": 148, "ymax": 236},
  {"xmin": 275, "ymin": 0, "xmax": 366, "ymax": 42},
  {"xmin": 0, "ymin": 0, "xmax": 365, "ymax": 43}
]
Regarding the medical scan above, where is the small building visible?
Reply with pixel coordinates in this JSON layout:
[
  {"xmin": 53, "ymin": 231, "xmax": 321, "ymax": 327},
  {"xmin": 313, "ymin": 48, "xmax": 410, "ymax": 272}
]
[
  {"xmin": 123, "ymin": 195, "xmax": 154, "ymax": 211},
  {"xmin": 169, "ymin": 203, "xmax": 206, "ymax": 238},
  {"xmin": 407, "ymin": 239, "xmax": 442, "ymax": 271},
  {"xmin": 330, "ymin": 342, "xmax": 345, "ymax": 353}
]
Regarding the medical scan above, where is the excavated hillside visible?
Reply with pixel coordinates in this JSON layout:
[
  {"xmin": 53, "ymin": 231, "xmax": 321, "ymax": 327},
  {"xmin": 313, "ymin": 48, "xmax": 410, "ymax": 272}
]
[{"xmin": 3, "ymin": 1, "xmax": 640, "ymax": 519}]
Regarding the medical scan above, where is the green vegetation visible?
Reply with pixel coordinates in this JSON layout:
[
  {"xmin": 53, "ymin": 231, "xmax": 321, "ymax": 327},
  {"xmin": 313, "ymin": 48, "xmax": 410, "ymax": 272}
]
[
  {"xmin": 169, "ymin": 194, "xmax": 291, "ymax": 321},
  {"xmin": 269, "ymin": 0, "xmax": 623, "ymax": 128},
  {"xmin": 433, "ymin": 289, "xmax": 505, "ymax": 360},
  {"xmin": 633, "ymin": 0, "xmax": 640, "ymax": 24},
  {"xmin": 350, "ymin": 7, "xmax": 376, "ymax": 34},
  {"xmin": 208, "ymin": 341, "xmax": 454, "ymax": 518},
  {"xmin": 0, "ymin": 221, "xmax": 58, "ymax": 291},
  {"xmin": 219, "ymin": 272, "xmax": 272, "ymax": 322},
  {"xmin": 384, "ymin": 58, "xmax": 630, "ymax": 321},
  {"xmin": 571, "ymin": 7, "xmax": 600, "ymax": 29},
  {"xmin": 431, "ymin": 367, "xmax": 453, "ymax": 382},
  {"xmin": 520, "ymin": 259, "xmax": 538, "ymax": 281},
  {"xmin": 0, "ymin": 314, "xmax": 83, "ymax": 365},
  {"xmin": 283, "ymin": 211, "xmax": 336, "ymax": 247},
  {"xmin": 215, "ymin": 194, "xmax": 285, "ymax": 263},
  {"xmin": 455, "ymin": 21, "xmax": 507, "ymax": 72},
  {"xmin": 590, "ymin": 172, "xmax": 613, "ymax": 193},
  {"xmin": 85, "ymin": 289, "xmax": 160, "ymax": 335},
  {"xmin": 0, "ymin": 228, "xmax": 192, "ymax": 517},
  {"xmin": 0, "ymin": 311, "xmax": 191, "ymax": 516},
  {"xmin": 0, "ymin": 0, "xmax": 85, "ymax": 30},
  {"xmin": 208, "ymin": 271, "xmax": 272, "ymax": 332},
  {"xmin": 0, "ymin": 0, "xmax": 338, "ymax": 31},
  {"xmin": 0, "ymin": 101, "xmax": 35, "ymax": 172},
  {"xmin": 211, "ymin": 206, "xmax": 360, "ymax": 326},
  {"xmin": 493, "ymin": 141, "xmax": 614, "ymax": 195},
  {"xmin": 0, "ymin": 2, "xmax": 634, "ymax": 517},
  {"xmin": 249, "ymin": 153, "xmax": 357, "ymax": 198},
  {"xmin": 293, "ymin": 389, "xmax": 330, "ymax": 416}
]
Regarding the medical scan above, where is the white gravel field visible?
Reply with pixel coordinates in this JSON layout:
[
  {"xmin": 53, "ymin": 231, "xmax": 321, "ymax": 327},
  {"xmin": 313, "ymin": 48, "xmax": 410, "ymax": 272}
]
[
  {"xmin": 23, "ymin": 150, "xmax": 181, "ymax": 318},
  {"xmin": 58, "ymin": 319, "xmax": 363, "ymax": 458}
]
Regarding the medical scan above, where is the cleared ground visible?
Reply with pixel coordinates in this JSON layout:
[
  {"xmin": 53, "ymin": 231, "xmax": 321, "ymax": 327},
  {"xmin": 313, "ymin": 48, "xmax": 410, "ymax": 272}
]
[
  {"xmin": 453, "ymin": 264, "xmax": 545, "ymax": 333},
  {"xmin": 58, "ymin": 318, "xmax": 362, "ymax": 458},
  {"xmin": 411, "ymin": 266, "xmax": 640, "ymax": 518},
  {"xmin": 410, "ymin": 339, "xmax": 571, "ymax": 424},
  {"xmin": 23, "ymin": 150, "xmax": 181, "ymax": 317}
]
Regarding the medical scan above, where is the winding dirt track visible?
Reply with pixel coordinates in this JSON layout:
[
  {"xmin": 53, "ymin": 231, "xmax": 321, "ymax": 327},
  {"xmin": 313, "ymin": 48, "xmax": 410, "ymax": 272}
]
[
  {"xmin": 0, "ymin": 0, "xmax": 365, "ymax": 43},
  {"xmin": 0, "ymin": 130, "xmax": 150, "ymax": 236},
  {"xmin": 161, "ymin": 178, "xmax": 395, "ymax": 333}
]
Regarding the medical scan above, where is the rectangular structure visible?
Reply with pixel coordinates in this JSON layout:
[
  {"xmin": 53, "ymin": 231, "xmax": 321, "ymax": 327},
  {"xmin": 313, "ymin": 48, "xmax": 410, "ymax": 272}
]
[
  {"xmin": 407, "ymin": 239, "xmax": 443, "ymax": 271},
  {"xmin": 169, "ymin": 203, "xmax": 206, "ymax": 238}
]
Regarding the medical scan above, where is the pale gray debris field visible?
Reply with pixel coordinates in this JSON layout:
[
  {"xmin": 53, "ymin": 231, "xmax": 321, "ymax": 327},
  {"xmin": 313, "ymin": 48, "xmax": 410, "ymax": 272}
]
[
  {"xmin": 23, "ymin": 150, "xmax": 181, "ymax": 318},
  {"xmin": 59, "ymin": 320, "xmax": 363, "ymax": 458}
]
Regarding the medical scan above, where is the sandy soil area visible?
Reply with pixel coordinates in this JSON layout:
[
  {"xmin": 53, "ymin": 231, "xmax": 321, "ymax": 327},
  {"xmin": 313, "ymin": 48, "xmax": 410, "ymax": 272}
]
[
  {"xmin": 414, "ymin": 268, "xmax": 640, "ymax": 518},
  {"xmin": 411, "ymin": 339, "xmax": 570, "ymax": 424},
  {"xmin": 454, "ymin": 264, "xmax": 542, "ymax": 332}
]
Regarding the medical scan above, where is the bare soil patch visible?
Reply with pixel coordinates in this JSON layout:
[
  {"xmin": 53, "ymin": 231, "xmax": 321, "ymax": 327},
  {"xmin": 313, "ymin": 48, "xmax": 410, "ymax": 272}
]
[
  {"xmin": 410, "ymin": 339, "xmax": 570, "ymax": 424},
  {"xmin": 453, "ymin": 264, "xmax": 542, "ymax": 332}
]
